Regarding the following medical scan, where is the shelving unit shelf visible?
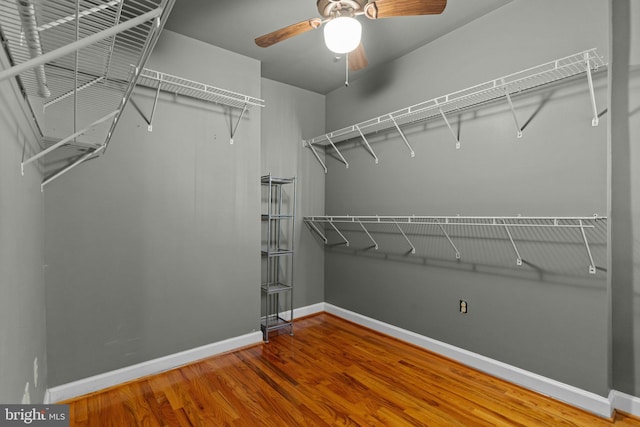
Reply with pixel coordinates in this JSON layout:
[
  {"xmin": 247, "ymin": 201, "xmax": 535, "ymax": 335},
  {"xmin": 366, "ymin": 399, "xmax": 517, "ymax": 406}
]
[
  {"xmin": 261, "ymin": 174, "xmax": 296, "ymax": 342},
  {"xmin": 304, "ymin": 215, "xmax": 606, "ymax": 274},
  {"xmin": 303, "ymin": 49, "xmax": 607, "ymax": 173},
  {"xmin": 0, "ymin": 0, "xmax": 175, "ymax": 189}
]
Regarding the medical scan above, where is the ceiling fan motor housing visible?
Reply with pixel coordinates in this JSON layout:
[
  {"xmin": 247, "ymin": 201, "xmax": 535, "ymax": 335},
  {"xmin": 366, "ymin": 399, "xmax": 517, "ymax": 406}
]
[{"xmin": 317, "ymin": 0, "xmax": 368, "ymax": 17}]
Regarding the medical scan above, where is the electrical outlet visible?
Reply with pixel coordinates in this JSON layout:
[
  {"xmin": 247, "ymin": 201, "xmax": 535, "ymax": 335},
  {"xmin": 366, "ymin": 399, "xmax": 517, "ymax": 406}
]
[{"xmin": 459, "ymin": 300, "xmax": 468, "ymax": 314}]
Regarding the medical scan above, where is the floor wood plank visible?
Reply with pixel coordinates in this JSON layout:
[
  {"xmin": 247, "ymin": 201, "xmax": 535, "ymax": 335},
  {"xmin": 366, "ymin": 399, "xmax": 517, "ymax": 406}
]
[{"xmin": 63, "ymin": 313, "xmax": 640, "ymax": 426}]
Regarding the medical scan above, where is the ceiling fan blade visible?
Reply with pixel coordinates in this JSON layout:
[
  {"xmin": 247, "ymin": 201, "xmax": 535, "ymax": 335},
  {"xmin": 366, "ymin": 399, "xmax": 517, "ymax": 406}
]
[
  {"xmin": 365, "ymin": 0, "xmax": 446, "ymax": 19},
  {"xmin": 255, "ymin": 18, "xmax": 322, "ymax": 48},
  {"xmin": 348, "ymin": 43, "xmax": 368, "ymax": 71}
]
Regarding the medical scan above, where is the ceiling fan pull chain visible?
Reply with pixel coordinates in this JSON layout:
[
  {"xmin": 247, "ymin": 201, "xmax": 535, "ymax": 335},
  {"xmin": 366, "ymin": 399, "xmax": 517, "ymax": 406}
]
[{"xmin": 345, "ymin": 53, "xmax": 349, "ymax": 87}]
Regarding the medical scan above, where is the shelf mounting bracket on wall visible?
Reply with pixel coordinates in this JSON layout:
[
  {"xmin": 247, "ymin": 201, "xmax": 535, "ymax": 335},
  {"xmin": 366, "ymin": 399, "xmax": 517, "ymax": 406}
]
[
  {"xmin": 579, "ymin": 219, "xmax": 597, "ymax": 274},
  {"xmin": 229, "ymin": 102, "xmax": 248, "ymax": 144},
  {"xmin": 393, "ymin": 220, "xmax": 415, "ymax": 254},
  {"xmin": 437, "ymin": 104, "xmax": 461, "ymax": 150},
  {"xmin": 355, "ymin": 124, "xmax": 379, "ymax": 164},
  {"xmin": 135, "ymin": 71, "xmax": 162, "ymax": 132},
  {"xmin": 501, "ymin": 219, "xmax": 523, "ymax": 266},
  {"xmin": 390, "ymin": 115, "xmax": 415, "ymax": 157},
  {"xmin": 584, "ymin": 52, "xmax": 600, "ymax": 127},
  {"xmin": 306, "ymin": 142, "xmax": 328, "ymax": 173},
  {"xmin": 436, "ymin": 219, "xmax": 461, "ymax": 259},
  {"xmin": 326, "ymin": 135, "xmax": 349, "ymax": 168},
  {"xmin": 357, "ymin": 219, "xmax": 378, "ymax": 250},
  {"xmin": 502, "ymin": 79, "xmax": 523, "ymax": 138},
  {"xmin": 328, "ymin": 219, "xmax": 349, "ymax": 246},
  {"xmin": 307, "ymin": 220, "xmax": 328, "ymax": 244}
]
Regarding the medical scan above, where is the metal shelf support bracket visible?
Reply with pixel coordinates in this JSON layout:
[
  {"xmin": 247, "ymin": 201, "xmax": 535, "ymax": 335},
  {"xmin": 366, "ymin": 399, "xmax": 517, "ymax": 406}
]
[
  {"xmin": 502, "ymin": 220, "xmax": 523, "ymax": 266},
  {"xmin": 357, "ymin": 219, "xmax": 378, "ymax": 250},
  {"xmin": 437, "ymin": 106, "xmax": 461, "ymax": 150},
  {"xmin": 355, "ymin": 124, "xmax": 379, "ymax": 164},
  {"xmin": 326, "ymin": 135, "xmax": 349, "ymax": 168},
  {"xmin": 390, "ymin": 115, "xmax": 415, "ymax": 157},
  {"xmin": 579, "ymin": 219, "xmax": 597, "ymax": 274},
  {"xmin": 584, "ymin": 52, "xmax": 599, "ymax": 127},
  {"xmin": 436, "ymin": 220, "xmax": 461, "ymax": 259},
  {"xmin": 306, "ymin": 142, "xmax": 328, "ymax": 173},
  {"xmin": 393, "ymin": 220, "xmax": 415, "ymax": 254},
  {"xmin": 229, "ymin": 102, "xmax": 248, "ymax": 144},
  {"xmin": 328, "ymin": 219, "xmax": 349, "ymax": 246},
  {"xmin": 307, "ymin": 220, "xmax": 328, "ymax": 244},
  {"xmin": 502, "ymin": 80, "xmax": 523, "ymax": 138}
]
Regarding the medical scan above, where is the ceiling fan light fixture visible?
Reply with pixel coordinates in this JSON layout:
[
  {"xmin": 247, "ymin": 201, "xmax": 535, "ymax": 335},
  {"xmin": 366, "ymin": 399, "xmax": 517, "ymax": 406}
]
[{"xmin": 323, "ymin": 16, "xmax": 362, "ymax": 54}]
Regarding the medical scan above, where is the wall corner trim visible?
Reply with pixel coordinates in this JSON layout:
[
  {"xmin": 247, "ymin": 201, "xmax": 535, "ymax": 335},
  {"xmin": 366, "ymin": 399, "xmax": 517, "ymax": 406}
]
[
  {"xmin": 44, "ymin": 331, "xmax": 263, "ymax": 404},
  {"xmin": 324, "ymin": 303, "xmax": 614, "ymax": 419}
]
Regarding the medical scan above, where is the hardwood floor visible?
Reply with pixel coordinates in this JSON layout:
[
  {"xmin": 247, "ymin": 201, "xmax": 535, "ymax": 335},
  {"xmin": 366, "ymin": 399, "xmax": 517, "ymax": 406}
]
[{"xmin": 63, "ymin": 313, "xmax": 640, "ymax": 426}]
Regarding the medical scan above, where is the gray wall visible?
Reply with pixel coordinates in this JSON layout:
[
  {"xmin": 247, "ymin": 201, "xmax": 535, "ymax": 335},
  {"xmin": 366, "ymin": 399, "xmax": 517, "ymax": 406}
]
[
  {"xmin": 609, "ymin": 0, "xmax": 640, "ymax": 396},
  {"xmin": 323, "ymin": 0, "xmax": 610, "ymax": 395},
  {"xmin": 44, "ymin": 31, "xmax": 262, "ymax": 386},
  {"xmin": 261, "ymin": 78, "xmax": 325, "ymax": 308},
  {"xmin": 0, "ymin": 51, "xmax": 47, "ymax": 402}
]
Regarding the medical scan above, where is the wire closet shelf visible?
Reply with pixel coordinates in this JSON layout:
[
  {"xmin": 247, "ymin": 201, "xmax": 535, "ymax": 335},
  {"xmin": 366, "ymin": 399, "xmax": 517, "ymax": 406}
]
[
  {"xmin": 0, "ymin": 0, "xmax": 175, "ymax": 189},
  {"xmin": 303, "ymin": 48, "xmax": 607, "ymax": 172},
  {"xmin": 134, "ymin": 67, "xmax": 265, "ymax": 139},
  {"xmin": 304, "ymin": 215, "xmax": 606, "ymax": 275}
]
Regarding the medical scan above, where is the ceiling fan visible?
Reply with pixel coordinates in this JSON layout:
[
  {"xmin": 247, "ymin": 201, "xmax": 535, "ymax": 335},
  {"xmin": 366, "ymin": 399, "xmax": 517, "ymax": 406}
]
[{"xmin": 255, "ymin": 0, "xmax": 447, "ymax": 72}]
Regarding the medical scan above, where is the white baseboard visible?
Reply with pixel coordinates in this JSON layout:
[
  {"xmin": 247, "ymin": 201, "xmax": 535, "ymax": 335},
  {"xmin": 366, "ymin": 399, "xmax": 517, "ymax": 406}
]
[
  {"xmin": 44, "ymin": 331, "xmax": 262, "ymax": 404},
  {"xmin": 279, "ymin": 302, "xmax": 326, "ymax": 321},
  {"xmin": 610, "ymin": 390, "xmax": 640, "ymax": 418},
  {"xmin": 43, "ymin": 303, "xmax": 640, "ymax": 421},
  {"xmin": 324, "ymin": 303, "xmax": 614, "ymax": 419}
]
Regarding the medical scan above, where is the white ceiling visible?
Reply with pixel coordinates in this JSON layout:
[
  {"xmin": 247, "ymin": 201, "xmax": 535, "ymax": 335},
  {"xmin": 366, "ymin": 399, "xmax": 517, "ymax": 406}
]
[{"xmin": 164, "ymin": 0, "xmax": 512, "ymax": 94}]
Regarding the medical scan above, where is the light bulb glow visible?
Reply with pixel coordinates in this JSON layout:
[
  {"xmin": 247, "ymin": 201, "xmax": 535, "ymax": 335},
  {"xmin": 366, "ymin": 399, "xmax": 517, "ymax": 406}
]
[{"xmin": 323, "ymin": 16, "xmax": 362, "ymax": 54}]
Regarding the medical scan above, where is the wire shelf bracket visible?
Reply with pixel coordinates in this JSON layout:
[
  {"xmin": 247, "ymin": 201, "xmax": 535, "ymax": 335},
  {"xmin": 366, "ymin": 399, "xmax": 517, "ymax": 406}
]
[
  {"xmin": 393, "ymin": 220, "xmax": 416, "ymax": 254},
  {"xmin": 304, "ymin": 215, "xmax": 605, "ymax": 274},
  {"xmin": 135, "ymin": 67, "xmax": 265, "ymax": 143},
  {"xmin": 303, "ymin": 49, "xmax": 606, "ymax": 172}
]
